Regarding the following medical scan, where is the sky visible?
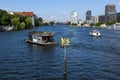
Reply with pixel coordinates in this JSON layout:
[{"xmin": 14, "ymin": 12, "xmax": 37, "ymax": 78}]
[{"xmin": 0, "ymin": 0, "xmax": 120, "ymax": 22}]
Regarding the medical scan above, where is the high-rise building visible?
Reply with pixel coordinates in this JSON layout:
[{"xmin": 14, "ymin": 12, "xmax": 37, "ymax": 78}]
[
  {"xmin": 86, "ymin": 10, "xmax": 91, "ymax": 20},
  {"xmin": 105, "ymin": 4, "xmax": 117, "ymax": 22},
  {"xmin": 98, "ymin": 15, "xmax": 106, "ymax": 23},
  {"xmin": 105, "ymin": 4, "xmax": 116, "ymax": 15},
  {"xmin": 71, "ymin": 11, "xmax": 78, "ymax": 24},
  {"xmin": 117, "ymin": 13, "xmax": 120, "ymax": 23}
]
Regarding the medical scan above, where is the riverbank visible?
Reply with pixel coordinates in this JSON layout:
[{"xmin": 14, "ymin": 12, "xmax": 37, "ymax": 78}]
[{"xmin": 68, "ymin": 24, "xmax": 108, "ymax": 29}]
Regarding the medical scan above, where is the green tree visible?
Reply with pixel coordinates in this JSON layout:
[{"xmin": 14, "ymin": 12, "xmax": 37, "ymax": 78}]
[
  {"xmin": 0, "ymin": 9, "xmax": 7, "ymax": 25},
  {"xmin": 95, "ymin": 22, "xmax": 101, "ymax": 26},
  {"xmin": 25, "ymin": 17, "xmax": 32, "ymax": 28},
  {"xmin": 90, "ymin": 23, "xmax": 94, "ymax": 26},
  {"xmin": 38, "ymin": 17, "xmax": 43, "ymax": 26},
  {"xmin": 43, "ymin": 22, "xmax": 49, "ymax": 26},
  {"xmin": 11, "ymin": 17, "xmax": 20, "ymax": 30},
  {"xmin": 1, "ymin": 14, "xmax": 11, "ymax": 26},
  {"xmin": 71, "ymin": 23, "xmax": 77, "ymax": 26},
  {"xmin": 49, "ymin": 21, "xmax": 55, "ymax": 25},
  {"xmin": 19, "ymin": 22, "xmax": 25, "ymax": 30},
  {"xmin": 34, "ymin": 16, "xmax": 43, "ymax": 26},
  {"xmin": 19, "ymin": 15, "xmax": 26, "ymax": 22},
  {"xmin": 38, "ymin": 17, "xmax": 43, "ymax": 22},
  {"xmin": 107, "ymin": 21, "xmax": 116, "ymax": 25},
  {"xmin": 66, "ymin": 21, "xmax": 71, "ymax": 25}
]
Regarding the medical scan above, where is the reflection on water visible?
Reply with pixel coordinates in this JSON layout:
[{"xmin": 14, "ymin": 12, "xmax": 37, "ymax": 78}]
[
  {"xmin": 27, "ymin": 44, "xmax": 55, "ymax": 53},
  {"xmin": 0, "ymin": 26, "xmax": 120, "ymax": 80}
]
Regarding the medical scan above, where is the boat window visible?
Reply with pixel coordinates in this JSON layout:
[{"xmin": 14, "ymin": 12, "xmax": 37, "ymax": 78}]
[
  {"xmin": 33, "ymin": 36, "xmax": 37, "ymax": 39},
  {"xmin": 42, "ymin": 37, "xmax": 46, "ymax": 40}
]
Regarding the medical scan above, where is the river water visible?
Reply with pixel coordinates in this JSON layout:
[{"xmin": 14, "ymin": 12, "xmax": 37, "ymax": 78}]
[{"xmin": 0, "ymin": 25, "xmax": 120, "ymax": 80}]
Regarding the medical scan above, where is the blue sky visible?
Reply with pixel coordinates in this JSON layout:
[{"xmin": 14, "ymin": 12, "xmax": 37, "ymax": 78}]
[{"xmin": 0, "ymin": 0, "xmax": 120, "ymax": 21}]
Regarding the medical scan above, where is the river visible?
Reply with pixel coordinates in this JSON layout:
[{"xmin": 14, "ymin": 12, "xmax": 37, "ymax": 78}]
[{"xmin": 0, "ymin": 25, "xmax": 120, "ymax": 80}]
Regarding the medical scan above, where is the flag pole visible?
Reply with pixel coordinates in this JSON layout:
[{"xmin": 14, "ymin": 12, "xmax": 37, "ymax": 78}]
[
  {"xmin": 64, "ymin": 45, "xmax": 67, "ymax": 75},
  {"xmin": 61, "ymin": 37, "xmax": 70, "ymax": 76}
]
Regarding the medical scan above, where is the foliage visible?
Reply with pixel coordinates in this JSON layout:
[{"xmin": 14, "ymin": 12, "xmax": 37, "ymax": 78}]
[
  {"xmin": 107, "ymin": 21, "xmax": 116, "ymax": 25},
  {"xmin": 38, "ymin": 17, "xmax": 43, "ymax": 22},
  {"xmin": 43, "ymin": 22, "xmax": 49, "ymax": 26},
  {"xmin": 0, "ymin": 10, "xmax": 12, "ymax": 26},
  {"xmin": 1, "ymin": 14, "xmax": 11, "ymax": 26},
  {"xmin": 25, "ymin": 17, "xmax": 32, "ymax": 28},
  {"xmin": 0, "ymin": 9, "xmax": 44, "ymax": 30},
  {"xmin": 34, "ymin": 15, "xmax": 43, "ymax": 26},
  {"xmin": 81, "ymin": 23, "xmax": 84, "ymax": 26},
  {"xmin": 71, "ymin": 23, "xmax": 77, "ymax": 26},
  {"xmin": 49, "ymin": 21, "xmax": 55, "ymax": 26},
  {"xmin": 19, "ymin": 22, "xmax": 25, "ymax": 30},
  {"xmin": 90, "ymin": 23, "xmax": 94, "ymax": 26},
  {"xmin": 66, "ymin": 21, "xmax": 71, "ymax": 25},
  {"xmin": 95, "ymin": 22, "xmax": 102, "ymax": 26},
  {"xmin": 11, "ymin": 17, "xmax": 20, "ymax": 30}
]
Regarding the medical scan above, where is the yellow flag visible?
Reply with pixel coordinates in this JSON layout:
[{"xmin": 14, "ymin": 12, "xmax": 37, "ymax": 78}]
[
  {"xmin": 61, "ymin": 37, "xmax": 70, "ymax": 46},
  {"xmin": 61, "ymin": 37, "xmax": 64, "ymax": 46},
  {"xmin": 65, "ymin": 38, "xmax": 70, "ymax": 45}
]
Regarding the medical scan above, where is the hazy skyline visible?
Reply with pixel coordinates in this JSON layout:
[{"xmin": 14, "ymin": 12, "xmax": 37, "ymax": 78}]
[{"xmin": 0, "ymin": 0, "xmax": 120, "ymax": 21}]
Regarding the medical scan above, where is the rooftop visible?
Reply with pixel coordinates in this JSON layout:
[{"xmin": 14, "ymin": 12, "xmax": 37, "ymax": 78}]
[{"xmin": 14, "ymin": 12, "xmax": 34, "ymax": 17}]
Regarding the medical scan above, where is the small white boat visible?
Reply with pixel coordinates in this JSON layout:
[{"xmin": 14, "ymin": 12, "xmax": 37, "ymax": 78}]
[{"xmin": 89, "ymin": 30, "xmax": 100, "ymax": 37}]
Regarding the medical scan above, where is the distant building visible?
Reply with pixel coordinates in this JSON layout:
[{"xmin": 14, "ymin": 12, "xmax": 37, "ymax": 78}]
[
  {"xmin": 14, "ymin": 12, "xmax": 35, "ymax": 26},
  {"xmin": 71, "ymin": 11, "xmax": 78, "ymax": 24},
  {"xmin": 98, "ymin": 15, "xmax": 106, "ymax": 23},
  {"xmin": 105, "ymin": 4, "xmax": 117, "ymax": 22},
  {"xmin": 7, "ymin": 11, "xmax": 14, "ymax": 15},
  {"xmin": 106, "ymin": 13, "xmax": 117, "ymax": 22},
  {"xmin": 91, "ymin": 16, "xmax": 98, "ymax": 24},
  {"xmin": 86, "ymin": 10, "xmax": 91, "ymax": 20},
  {"xmin": 86, "ymin": 10, "xmax": 92, "ymax": 24},
  {"xmin": 105, "ymin": 4, "xmax": 116, "ymax": 15},
  {"xmin": 117, "ymin": 13, "xmax": 120, "ymax": 23},
  {"xmin": 86, "ymin": 20, "xmax": 92, "ymax": 24}
]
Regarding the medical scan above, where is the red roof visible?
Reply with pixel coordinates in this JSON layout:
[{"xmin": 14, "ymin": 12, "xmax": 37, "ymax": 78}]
[{"xmin": 14, "ymin": 12, "xmax": 34, "ymax": 17}]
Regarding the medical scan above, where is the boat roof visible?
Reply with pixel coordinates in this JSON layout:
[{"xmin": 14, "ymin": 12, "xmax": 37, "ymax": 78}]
[{"xmin": 28, "ymin": 31, "xmax": 54, "ymax": 36}]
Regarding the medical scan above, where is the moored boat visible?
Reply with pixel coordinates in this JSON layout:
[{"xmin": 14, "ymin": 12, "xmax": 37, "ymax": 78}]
[
  {"xmin": 25, "ymin": 31, "xmax": 57, "ymax": 46},
  {"xmin": 108, "ymin": 23, "xmax": 120, "ymax": 31},
  {"xmin": 89, "ymin": 30, "xmax": 101, "ymax": 37}
]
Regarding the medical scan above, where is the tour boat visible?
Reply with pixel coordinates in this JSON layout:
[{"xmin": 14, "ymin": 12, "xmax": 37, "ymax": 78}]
[
  {"xmin": 89, "ymin": 30, "xmax": 101, "ymax": 37},
  {"xmin": 25, "ymin": 31, "xmax": 57, "ymax": 46}
]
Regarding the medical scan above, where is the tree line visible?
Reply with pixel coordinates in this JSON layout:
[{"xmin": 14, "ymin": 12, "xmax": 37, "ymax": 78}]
[{"xmin": 0, "ymin": 9, "xmax": 43, "ymax": 30}]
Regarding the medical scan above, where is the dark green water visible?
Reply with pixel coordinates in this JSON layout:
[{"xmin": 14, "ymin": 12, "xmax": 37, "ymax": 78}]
[{"xmin": 0, "ymin": 25, "xmax": 120, "ymax": 80}]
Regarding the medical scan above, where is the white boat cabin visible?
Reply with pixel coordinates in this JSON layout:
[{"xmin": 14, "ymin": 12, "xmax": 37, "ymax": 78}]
[{"xmin": 28, "ymin": 31, "xmax": 54, "ymax": 43}]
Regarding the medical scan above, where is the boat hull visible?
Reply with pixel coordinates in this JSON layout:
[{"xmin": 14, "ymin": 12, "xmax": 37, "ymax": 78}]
[{"xmin": 25, "ymin": 39, "xmax": 57, "ymax": 46}]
